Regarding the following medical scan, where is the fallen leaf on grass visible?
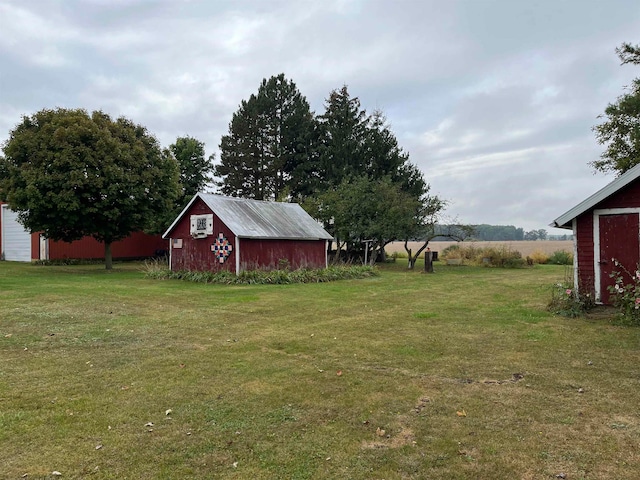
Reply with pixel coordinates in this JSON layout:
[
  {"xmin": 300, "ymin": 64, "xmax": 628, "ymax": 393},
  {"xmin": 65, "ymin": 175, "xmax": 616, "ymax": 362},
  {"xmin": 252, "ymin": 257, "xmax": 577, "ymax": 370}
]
[
  {"xmin": 456, "ymin": 410, "xmax": 467, "ymax": 417},
  {"xmin": 376, "ymin": 427, "xmax": 386, "ymax": 437},
  {"xmin": 336, "ymin": 370, "xmax": 343, "ymax": 376}
]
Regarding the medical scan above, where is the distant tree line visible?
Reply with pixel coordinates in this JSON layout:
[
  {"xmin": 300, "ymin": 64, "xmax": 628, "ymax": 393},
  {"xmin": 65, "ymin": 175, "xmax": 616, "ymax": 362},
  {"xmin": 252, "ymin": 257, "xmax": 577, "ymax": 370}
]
[{"xmin": 431, "ymin": 225, "xmax": 571, "ymax": 241}]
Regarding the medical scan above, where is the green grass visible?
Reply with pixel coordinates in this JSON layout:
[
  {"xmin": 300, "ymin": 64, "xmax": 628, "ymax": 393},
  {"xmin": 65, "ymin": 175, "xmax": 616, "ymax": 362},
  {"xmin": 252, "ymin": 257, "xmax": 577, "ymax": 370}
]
[{"xmin": 1, "ymin": 261, "xmax": 639, "ymax": 479}]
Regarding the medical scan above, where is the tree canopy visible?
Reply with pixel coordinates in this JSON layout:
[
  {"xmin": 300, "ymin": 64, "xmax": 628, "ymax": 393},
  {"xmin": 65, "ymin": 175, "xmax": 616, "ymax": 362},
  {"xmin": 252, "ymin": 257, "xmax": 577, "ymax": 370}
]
[
  {"xmin": 0, "ymin": 108, "xmax": 179, "ymax": 269},
  {"xmin": 592, "ymin": 43, "xmax": 640, "ymax": 175},
  {"xmin": 215, "ymin": 74, "xmax": 316, "ymax": 200},
  {"xmin": 170, "ymin": 135, "xmax": 215, "ymax": 209},
  {"xmin": 215, "ymin": 77, "xmax": 447, "ymax": 263}
]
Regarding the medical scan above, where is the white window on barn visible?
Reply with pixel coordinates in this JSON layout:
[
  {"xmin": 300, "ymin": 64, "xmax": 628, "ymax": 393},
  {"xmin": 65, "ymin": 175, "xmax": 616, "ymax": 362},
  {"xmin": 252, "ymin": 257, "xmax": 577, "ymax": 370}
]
[{"xmin": 190, "ymin": 214, "xmax": 213, "ymax": 238}]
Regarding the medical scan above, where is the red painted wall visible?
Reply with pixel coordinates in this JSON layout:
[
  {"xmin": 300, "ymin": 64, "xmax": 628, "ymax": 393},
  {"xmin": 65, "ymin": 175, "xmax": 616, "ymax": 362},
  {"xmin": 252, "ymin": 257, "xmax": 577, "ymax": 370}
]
[
  {"xmin": 575, "ymin": 212, "xmax": 595, "ymax": 298},
  {"xmin": 598, "ymin": 181, "xmax": 640, "ymax": 209},
  {"xmin": 168, "ymin": 198, "xmax": 327, "ymax": 272},
  {"xmin": 47, "ymin": 232, "xmax": 167, "ymax": 260},
  {"xmin": 239, "ymin": 238, "xmax": 326, "ymax": 270}
]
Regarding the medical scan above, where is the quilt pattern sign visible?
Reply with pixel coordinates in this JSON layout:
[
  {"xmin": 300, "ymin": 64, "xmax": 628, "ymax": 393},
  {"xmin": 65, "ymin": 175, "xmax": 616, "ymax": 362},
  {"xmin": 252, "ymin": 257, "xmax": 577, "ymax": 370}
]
[{"xmin": 211, "ymin": 233, "xmax": 233, "ymax": 263}]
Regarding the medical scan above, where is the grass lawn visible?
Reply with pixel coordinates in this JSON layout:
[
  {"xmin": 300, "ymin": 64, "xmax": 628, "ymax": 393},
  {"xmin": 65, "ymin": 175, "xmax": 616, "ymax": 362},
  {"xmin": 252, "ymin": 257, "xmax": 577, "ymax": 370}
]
[{"xmin": 0, "ymin": 260, "xmax": 638, "ymax": 479}]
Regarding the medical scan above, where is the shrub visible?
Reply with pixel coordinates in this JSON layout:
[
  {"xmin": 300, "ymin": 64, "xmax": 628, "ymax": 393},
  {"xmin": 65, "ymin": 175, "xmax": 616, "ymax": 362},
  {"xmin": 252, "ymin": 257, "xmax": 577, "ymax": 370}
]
[
  {"xmin": 388, "ymin": 250, "xmax": 408, "ymax": 259},
  {"xmin": 548, "ymin": 281, "xmax": 595, "ymax": 317},
  {"xmin": 548, "ymin": 250, "xmax": 573, "ymax": 265},
  {"xmin": 441, "ymin": 244, "xmax": 525, "ymax": 268},
  {"xmin": 529, "ymin": 250, "xmax": 549, "ymax": 265},
  {"xmin": 607, "ymin": 259, "xmax": 640, "ymax": 325},
  {"xmin": 143, "ymin": 263, "xmax": 379, "ymax": 285}
]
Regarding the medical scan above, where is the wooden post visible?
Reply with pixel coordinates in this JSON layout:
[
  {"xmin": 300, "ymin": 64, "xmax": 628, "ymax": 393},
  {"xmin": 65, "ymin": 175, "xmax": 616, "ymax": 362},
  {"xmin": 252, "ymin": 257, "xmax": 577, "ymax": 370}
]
[{"xmin": 424, "ymin": 248, "xmax": 434, "ymax": 273}]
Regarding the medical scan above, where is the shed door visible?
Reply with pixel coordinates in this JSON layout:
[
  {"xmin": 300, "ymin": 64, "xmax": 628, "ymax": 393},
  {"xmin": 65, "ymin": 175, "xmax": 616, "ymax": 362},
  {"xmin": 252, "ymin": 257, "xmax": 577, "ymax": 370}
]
[
  {"xmin": 599, "ymin": 213, "xmax": 640, "ymax": 304},
  {"xmin": 1, "ymin": 205, "xmax": 32, "ymax": 262}
]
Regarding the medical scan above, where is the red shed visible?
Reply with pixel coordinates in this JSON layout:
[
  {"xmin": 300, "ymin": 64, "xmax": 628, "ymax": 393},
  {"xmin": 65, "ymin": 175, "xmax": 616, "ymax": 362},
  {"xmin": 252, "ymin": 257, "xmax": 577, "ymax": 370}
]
[
  {"xmin": 1, "ymin": 202, "xmax": 167, "ymax": 262},
  {"xmin": 162, "ymin": 193, "xmax": 333, "ymax": 273},
  {"xmin": 551, "ymin": 163, "xmax": 640, "ymax": 304}
]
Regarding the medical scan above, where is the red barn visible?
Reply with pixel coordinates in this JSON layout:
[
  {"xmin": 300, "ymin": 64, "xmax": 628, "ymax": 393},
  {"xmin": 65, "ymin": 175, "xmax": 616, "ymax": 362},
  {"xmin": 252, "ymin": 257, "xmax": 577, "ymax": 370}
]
[
  {"xmin": 551, "ymin": 163, "xmax": 640, "ymax": 304},
  {"xmin": 162, "ymin": 193, "xmax": 333, "ymax": 273},
  {"xmin": 1, "ymin": 202, "xmax": 167, "ymax": 262}
]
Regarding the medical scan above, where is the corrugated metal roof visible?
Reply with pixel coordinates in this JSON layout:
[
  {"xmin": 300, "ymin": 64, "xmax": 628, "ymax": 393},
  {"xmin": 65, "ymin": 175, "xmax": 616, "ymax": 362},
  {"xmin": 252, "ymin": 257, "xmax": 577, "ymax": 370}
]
[
  {"xmin": 163, "ymin": 193, "xmax": 333, "ymax": 240},
  {"xmin": 550, "ymin": 163, "xmax": 640, "ymax": 229}
]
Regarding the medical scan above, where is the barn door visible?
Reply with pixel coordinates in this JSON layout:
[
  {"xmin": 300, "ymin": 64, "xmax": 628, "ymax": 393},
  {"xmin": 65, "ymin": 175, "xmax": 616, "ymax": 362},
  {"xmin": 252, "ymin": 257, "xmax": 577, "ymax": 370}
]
[
  {"xmin": 598, "ymin": 213, "xmax": 640, "ymax": 304},
  {"xmin": 1, "ymin": 205, "xmax": 32, "ymax": 262}
]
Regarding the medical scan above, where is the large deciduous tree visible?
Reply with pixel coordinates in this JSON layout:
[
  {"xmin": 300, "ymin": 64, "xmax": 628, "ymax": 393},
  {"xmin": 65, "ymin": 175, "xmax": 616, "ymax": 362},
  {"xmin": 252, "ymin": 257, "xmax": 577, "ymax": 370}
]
[
  {"xmin": 215, "ymin": 74, "xmax": 316, "ymax": 200},
  {"xmin": 0, "ymin": 108, "xmax": 179, "ymax": 269},
  {"xmin": 592, "ymin": 43, "xmax": 640, "ymax": 175}
]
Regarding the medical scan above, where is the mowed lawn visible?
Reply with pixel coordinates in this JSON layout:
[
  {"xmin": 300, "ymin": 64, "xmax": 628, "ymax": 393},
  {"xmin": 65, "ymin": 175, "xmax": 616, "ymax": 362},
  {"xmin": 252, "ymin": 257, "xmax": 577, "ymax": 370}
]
[{"xmin": 0, "ymin": 261, "xmax": 638, "ymax": 479}]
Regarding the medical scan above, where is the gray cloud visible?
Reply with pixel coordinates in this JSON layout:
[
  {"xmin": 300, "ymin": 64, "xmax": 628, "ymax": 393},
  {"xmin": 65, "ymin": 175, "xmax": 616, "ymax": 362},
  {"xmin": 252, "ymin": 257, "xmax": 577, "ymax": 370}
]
[{"xmin": 2, "ymin": 0, "xmax": 640, "ymax": 232}]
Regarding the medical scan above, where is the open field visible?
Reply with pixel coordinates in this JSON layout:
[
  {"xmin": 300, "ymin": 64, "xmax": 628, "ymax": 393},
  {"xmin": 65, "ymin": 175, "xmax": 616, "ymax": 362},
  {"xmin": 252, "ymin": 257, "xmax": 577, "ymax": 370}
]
[
  {"xmin": 1, "ymin": 260, "xmax": 638, "ymax": 479},
  {"xmin": 386, "ymin": 240, "xmax": 573, "ymax": 257}
]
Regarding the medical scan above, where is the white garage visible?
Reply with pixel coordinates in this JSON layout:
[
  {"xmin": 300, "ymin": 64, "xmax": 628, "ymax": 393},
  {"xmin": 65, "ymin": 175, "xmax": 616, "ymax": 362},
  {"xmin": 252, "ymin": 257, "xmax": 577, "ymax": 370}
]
[{"xmin": 1, "ymin": 204, "xmax": 32, "ymax": 262}]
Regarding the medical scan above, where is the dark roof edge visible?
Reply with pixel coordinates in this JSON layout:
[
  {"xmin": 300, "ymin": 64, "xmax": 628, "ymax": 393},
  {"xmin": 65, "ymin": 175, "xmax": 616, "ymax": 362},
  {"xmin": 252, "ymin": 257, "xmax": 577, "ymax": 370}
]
[{"xmin": 551, "ymin": 163, "xmax": 640, "ymax": 229}]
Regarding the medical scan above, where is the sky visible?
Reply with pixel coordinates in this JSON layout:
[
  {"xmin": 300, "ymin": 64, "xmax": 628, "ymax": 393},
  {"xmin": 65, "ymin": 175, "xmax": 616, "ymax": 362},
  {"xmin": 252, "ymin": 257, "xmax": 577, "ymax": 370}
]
[{"xmin": 1, "ymin": 0, "xmax": 639, "ymax": 234}]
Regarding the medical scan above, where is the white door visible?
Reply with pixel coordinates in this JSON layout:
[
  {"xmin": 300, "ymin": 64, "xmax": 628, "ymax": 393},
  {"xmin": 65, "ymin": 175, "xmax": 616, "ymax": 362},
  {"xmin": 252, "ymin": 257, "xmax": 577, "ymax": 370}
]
[{"xmin": 1, "ymin": 205, "xmax": 32, "ymax": 261}]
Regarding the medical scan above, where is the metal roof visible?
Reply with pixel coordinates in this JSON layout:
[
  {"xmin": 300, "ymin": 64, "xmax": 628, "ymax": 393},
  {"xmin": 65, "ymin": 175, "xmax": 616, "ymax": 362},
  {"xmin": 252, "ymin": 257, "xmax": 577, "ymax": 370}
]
[
  {"xmin": 551, "ymin": 162, "xmax": 640, "ymax": 229},
  {"xmin": 163, "ymin": 193, "xmax": 333, "ymax": 240}
]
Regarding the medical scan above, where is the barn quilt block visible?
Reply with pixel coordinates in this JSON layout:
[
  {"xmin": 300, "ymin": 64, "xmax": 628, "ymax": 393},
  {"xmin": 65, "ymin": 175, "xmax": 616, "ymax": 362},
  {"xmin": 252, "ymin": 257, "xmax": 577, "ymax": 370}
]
[{"xmin": 211, "ymin": 233, "xmax": 233, "ymax": 263}]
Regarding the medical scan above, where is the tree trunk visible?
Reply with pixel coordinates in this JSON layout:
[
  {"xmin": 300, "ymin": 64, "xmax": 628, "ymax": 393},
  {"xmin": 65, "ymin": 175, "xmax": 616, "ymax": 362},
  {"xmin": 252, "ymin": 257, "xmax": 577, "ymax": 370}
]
[
  {"xmin": 404, "ymin": 240, "xmax": 415, "ymax": 269},
  {"xmin": 105, "ymin": 242, "xmax": 113, "ymax": 270},
  {"xmin": 405, "ymin": 240, "xmax": 431, "ymax": 270}
]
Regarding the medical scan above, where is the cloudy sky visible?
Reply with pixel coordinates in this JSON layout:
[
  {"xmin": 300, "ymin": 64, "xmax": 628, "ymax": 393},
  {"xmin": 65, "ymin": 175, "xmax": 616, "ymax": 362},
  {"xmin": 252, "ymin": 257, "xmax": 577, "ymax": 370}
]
[{"xmin": 1, "ymin": 0, "xmax": 639, "ymax": 233}]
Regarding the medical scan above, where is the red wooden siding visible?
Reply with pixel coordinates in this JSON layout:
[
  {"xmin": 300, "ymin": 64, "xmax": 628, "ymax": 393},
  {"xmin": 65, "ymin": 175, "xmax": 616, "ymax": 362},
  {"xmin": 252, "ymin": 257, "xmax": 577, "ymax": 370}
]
[
  {"xmin": 239, "ymin": 238, "xmax": 327, "ymax": 271},
  {"xmin": 598, "ymin": 181, "xmax": 640, "ymax": 209},
  {"xmin": 169, "ymin": 198, "xmax": 237, "ymax": 272},
  {"xmin": 575, "ymin": 212, "xmax": 595, "ymax": 298},
  {"xmin": 47, "ymin": 232, "xmax": 167, "ymax": 260}
]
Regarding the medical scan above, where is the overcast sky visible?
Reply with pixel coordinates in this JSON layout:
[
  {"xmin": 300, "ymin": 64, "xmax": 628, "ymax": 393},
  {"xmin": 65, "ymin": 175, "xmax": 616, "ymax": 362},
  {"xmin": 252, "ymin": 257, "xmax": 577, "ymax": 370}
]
[{"xmin": 1, "ymin": 0, "xmax": 639, "ymax": 233}]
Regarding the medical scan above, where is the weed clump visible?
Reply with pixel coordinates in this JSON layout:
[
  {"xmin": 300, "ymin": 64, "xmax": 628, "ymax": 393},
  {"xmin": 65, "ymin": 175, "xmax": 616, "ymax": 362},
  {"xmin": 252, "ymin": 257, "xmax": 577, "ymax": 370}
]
[
  {"xmin": 440, "ymin": 244, "xmax": 526, "ymax": 268},
  {"xmin": 607, "ymin": 259, "xmax": 640, "ymax": 325},
  {"xmin": 548, "ymin": 282, "xmax": 595, "ymax": 317},
  {"xmin": 547, "ymin": 250, "xmax": 573, "ymax": 265}
]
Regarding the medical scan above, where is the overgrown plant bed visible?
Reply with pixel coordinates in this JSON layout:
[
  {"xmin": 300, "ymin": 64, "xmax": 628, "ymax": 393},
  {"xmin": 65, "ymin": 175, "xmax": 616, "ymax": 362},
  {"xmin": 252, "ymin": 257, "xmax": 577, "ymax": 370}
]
[
  {"xmin": 144, "ymin": 263, "xmax": 379, "ymax": 284},
  {"xmin": 1, "ymin": 261, "xmax": 638, "ymax": 479}
]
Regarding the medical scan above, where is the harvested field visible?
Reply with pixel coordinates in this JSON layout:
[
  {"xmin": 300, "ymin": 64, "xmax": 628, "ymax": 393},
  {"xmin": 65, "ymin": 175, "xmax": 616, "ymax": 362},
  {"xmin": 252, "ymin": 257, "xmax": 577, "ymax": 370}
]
[{"xmin": 386, "ymin": 240, "xmax": 573, "ymax": 257}]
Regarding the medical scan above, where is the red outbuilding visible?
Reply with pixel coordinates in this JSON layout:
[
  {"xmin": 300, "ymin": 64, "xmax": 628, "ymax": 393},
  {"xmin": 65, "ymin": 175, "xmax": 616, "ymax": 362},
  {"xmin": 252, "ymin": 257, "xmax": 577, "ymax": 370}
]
[
  {"xmin": 162, "ymin": 193, "xmax": 333, "ymax": 273},
  {"xmin": 551, "ymin": 163, "xmax": 640, "ymax": 304},
  {"xmin": 1, "ymin": 202, "xmax": 167, "ymax": 262}
]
